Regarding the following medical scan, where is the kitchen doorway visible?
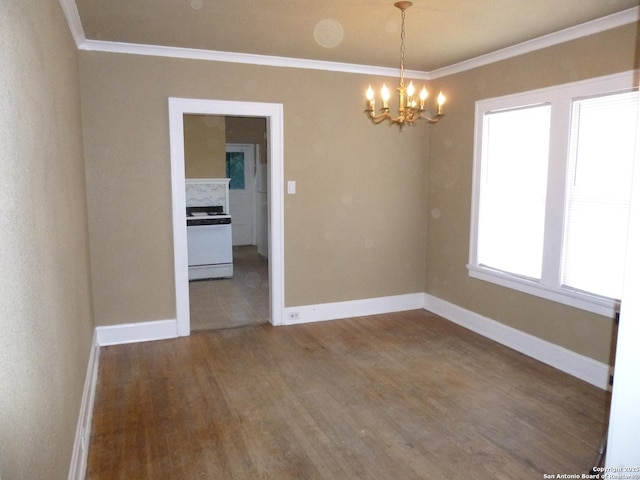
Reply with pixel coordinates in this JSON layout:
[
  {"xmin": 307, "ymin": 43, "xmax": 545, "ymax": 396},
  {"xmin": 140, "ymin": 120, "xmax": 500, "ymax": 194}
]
[
  {"xmin": 168, "ymin": 98, "xmax": 285, "ymax": 336},
  {"xmin": 189, "ymin": 139, "xmax": 267, "ymax": 331}
]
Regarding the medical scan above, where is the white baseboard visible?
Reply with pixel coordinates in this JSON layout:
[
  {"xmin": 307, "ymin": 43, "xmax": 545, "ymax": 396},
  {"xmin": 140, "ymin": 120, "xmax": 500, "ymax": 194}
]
[
  {"xmin": 423, "ymin": 294, "xmax": 611, "ymax": 390},
  {"xmin": 68, "ymin": 319, "xmax": 178, "ymax": 478},
  {"xmin": 282, "ymin": 293, "xmax": 425, "ymax": 326},
  {"xmin": 282, "ymin": 292, "xmax": 610, "ymax": 389},
  {"xmin": 95, "ymin": 319, "xmax": 178, "ymax": 346},
  {"xmin": 68, "ymin": 331, "xmax": 100, "ymax": 480}
]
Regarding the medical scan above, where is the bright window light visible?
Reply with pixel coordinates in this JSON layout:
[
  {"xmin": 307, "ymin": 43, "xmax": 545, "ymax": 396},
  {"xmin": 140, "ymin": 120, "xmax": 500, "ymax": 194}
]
[
  {"xmin": 562, "ymin": 91, "xmax": 639, "ymax": 299},
  {"xmin": 478, "ymin": 105, "xmax": 551, "ymax": 279}
]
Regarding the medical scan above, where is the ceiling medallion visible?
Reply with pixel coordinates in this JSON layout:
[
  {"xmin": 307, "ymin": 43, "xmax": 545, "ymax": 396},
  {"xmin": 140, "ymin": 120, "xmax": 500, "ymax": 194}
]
[{"xmin": 365, "ymin": 1, "xmax": 446, "ymax": 129}]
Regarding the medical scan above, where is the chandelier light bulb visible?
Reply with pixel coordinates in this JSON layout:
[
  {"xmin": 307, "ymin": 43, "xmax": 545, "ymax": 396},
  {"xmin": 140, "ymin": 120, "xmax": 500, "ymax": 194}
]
[
  {"xmin": 419, "ymin": 86, "xmax": 428, "ymax": 109},
  {"xmin": 437, "ymin": 92, "xmax": 446, "ymax": 115},
  {"xmin": 407, "ymin": 81, "xmax": 415, "ymax": 97},
  {"xmin": 365, "ymin": 85, "xmax": 375, "ymax": 111},
  {"xmin": 366, "ymin": 85, "xmax": 374, "ymax": 101},
  {"xmin": 381, "ymin": 84, "xmax": 390, "ymax": 108}
]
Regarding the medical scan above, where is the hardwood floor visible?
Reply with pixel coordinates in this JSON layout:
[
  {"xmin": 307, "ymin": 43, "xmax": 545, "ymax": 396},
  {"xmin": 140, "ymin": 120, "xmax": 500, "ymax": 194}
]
[
  {"xmin": 87, "ymin": 310, "xmax": 609, "ymax": 479},
  {"xmin": 189, "ymin": 246, "xmax": 269, "ymax": 331}
]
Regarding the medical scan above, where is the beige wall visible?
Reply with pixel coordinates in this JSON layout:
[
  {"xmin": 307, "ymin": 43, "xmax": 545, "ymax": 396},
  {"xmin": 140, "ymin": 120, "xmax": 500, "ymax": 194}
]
[
  {"xmin": 226, "ymin": 116, "xmax": 268, "ymax": 164},
  {"xmin": 0, "ymin": 1, "xmax": 95, "ymax": 479},
  {"xmin": 184, "ymin": 114, "xmax": 226, "ymax": 178},
  {"xmin": 79, "ymin": 54, "xmax": 429, "ymax": 325},
  {"xmin": 184, "ymin": 115, "xmax": 268, "ymax": 178},
  {"xmin": 77, "ymin": 19, "xmax": 638, "ymax": 366},
  {"xmin": 426, "ymin": 23, "xmax": 639, "ymax": 364}
]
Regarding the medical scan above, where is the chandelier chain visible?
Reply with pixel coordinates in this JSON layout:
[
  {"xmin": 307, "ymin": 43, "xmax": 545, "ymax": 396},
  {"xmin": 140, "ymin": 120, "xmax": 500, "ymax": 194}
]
[{"xmin": 399, "ymin": 7, "xmax": 406, "ymax": 88}]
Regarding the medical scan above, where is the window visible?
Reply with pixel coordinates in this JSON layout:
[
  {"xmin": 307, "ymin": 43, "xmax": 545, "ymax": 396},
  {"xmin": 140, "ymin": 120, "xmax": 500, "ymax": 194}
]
[
  {"xmin": 563, "ymin": 91, "xmax": 638, "ymax": 299},
  {"xmin": 478, "ymin": 104, "xmax": 550, "ymax": 280},
  {"xmin": 469, "ymin": 71, "xmax": 639, "ymax": 316},
  {"xmin": 226, "ymin": 152, "xmax": 245, "ymax": 189}
]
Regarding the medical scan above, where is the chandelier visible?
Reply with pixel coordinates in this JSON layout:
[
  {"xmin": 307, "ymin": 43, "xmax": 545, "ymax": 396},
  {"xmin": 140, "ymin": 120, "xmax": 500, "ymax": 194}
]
[{"xmin": 365, "ymin": 1, "xmax": 445, "ymax": 128}]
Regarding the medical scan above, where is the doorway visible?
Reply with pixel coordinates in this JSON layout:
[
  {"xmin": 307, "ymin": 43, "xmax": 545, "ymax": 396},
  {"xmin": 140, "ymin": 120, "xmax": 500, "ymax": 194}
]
[
  {"xmin": 168, "ymin": 98, "xmax": 285, "ymax": 336},
  {"xmin": 189, "ymin": 140, "xmax": 268, "ymax": 331}
]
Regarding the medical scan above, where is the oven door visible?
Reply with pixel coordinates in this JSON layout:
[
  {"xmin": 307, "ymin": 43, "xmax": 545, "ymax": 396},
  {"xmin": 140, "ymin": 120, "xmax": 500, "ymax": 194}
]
[{"xmin": 187, "ymin": 224, "xmax": 233, "ymax": 266}]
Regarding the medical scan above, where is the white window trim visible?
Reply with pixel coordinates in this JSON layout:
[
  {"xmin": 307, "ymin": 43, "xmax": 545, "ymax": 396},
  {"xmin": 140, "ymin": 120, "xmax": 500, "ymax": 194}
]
[{"xmin": 469, "ymin": 70, "xmax": 639, "ymax": 318}]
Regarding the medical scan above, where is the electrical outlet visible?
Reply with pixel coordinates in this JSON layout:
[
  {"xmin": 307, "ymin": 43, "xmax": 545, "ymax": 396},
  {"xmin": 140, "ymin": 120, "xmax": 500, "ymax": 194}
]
[{"xmin": 289, "ymin": 311, "xmax": 300, "ymax": 321}]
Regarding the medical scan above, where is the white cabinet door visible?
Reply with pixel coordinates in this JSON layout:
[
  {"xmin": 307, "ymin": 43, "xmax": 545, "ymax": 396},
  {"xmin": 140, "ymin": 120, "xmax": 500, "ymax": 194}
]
[{"xmin": 187, "ymin": 225, "xmax": 233, "ymax": 265}]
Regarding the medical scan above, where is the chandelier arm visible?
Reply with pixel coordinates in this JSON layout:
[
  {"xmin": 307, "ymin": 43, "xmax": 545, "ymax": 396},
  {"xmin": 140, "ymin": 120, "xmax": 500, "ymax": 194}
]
[
  {"xmin": 366, "ymin": 108, "xmax": 444, "ymax": 126},
  {"xmin": 365, "ymin": 110, "xmax": 394, "ymax": 125},
  {"xmin": 365, "ymin": 110, "xmax": 409, "ymax": 127},
  {"xmin": 406, "ymin": 108, "xmax": 419, "ymax": 122},
  {"xmin": 422, "ymin": 114, "xmax": 445, "ymax": 124}
]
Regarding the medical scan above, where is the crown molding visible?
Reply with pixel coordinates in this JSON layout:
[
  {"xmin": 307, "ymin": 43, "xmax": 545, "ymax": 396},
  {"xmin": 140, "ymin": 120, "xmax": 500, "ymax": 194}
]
[
  {"xmin": 62, "ymin": 1, "xmax": 638, "ymax": 80},
  {"xmin": 58, "ymin": 0, "xmax": 86, "ymax": 48},
  {"xmin": 429, "ymin": 6, "xmax": 640, "ymax": 79},
  {"xmin": 79, "ymin": 39, "xmax": 431, "ymax": 80}
]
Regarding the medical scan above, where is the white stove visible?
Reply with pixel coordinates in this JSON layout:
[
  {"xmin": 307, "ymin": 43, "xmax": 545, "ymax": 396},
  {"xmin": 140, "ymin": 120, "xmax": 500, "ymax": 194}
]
[{"xmin": 186, "ymin": 206, "xmax": 233, "ymax": 280}]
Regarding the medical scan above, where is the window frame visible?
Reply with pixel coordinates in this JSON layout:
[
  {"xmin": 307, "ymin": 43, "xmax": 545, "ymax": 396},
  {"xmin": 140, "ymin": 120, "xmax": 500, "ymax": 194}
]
[{"xmin": 468, "ymin": 70, "xmax": 638, "ymax": 317}]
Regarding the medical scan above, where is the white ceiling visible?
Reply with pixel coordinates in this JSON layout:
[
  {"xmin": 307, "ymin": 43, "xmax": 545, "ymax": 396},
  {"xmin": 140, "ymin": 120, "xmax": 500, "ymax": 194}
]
[{"xmin": 72, "ymin": 0, "xmax": 639, "ymax": 73}]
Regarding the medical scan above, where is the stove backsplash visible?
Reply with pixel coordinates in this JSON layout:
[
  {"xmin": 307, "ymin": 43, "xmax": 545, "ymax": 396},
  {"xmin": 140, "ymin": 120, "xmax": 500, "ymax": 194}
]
[{"xmin": 185, "ymin": 178, "xmax": 230, "ymax": 212}]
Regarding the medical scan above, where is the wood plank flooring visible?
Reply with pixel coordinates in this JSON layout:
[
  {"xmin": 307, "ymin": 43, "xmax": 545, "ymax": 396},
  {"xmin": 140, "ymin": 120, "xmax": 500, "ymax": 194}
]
[{"xmin": 86, "ymin": 310, "xmax": 609, "ymax": 479}]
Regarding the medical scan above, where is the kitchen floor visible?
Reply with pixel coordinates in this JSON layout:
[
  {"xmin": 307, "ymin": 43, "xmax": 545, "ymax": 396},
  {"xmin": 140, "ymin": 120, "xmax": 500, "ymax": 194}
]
[{"xmin": 189, "ymin": 245, "xmax": 269, "ymax": 331}]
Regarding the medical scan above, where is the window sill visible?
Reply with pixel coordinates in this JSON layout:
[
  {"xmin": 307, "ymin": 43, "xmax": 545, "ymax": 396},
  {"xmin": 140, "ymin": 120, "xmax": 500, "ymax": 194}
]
[{"xmin": 467, "ymin": 264, "xmax": 619, "ymax": 318}]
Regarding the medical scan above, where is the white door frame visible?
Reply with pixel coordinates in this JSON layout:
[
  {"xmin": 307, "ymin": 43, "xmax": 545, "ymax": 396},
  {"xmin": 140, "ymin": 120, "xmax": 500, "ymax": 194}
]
[{"xmin": 168, "ymin": 98, "xmax": 285, "ymax": 335}]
